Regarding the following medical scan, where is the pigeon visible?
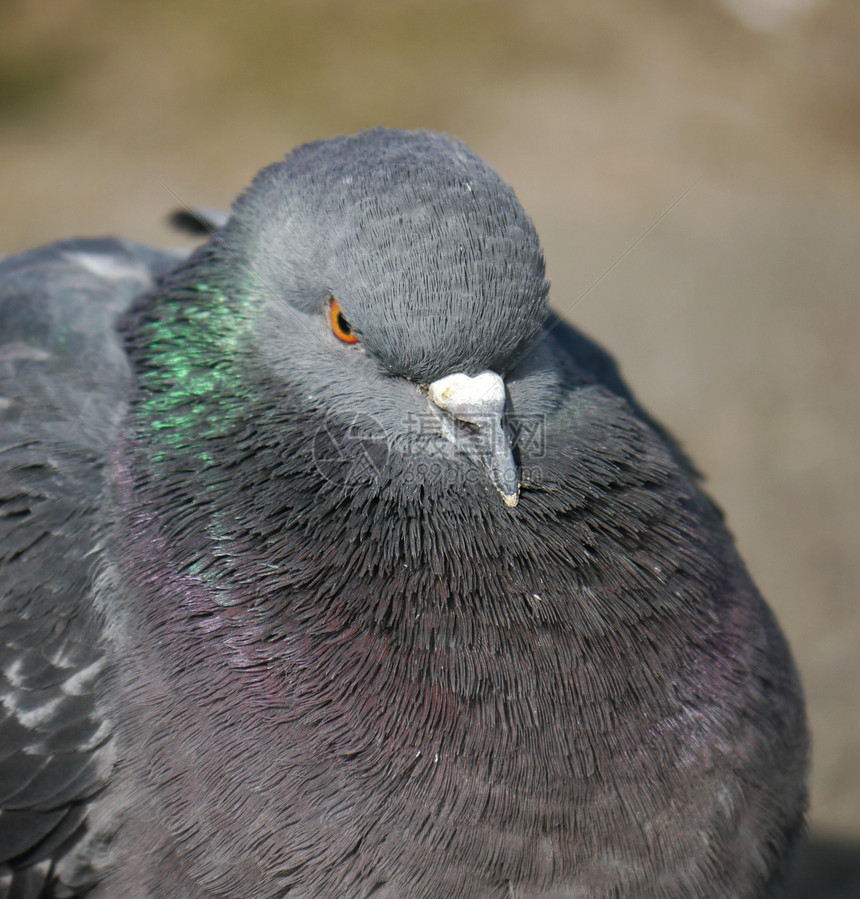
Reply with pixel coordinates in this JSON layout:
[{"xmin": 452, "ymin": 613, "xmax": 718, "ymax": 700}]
[{"xmin": 0, "ymin": 128, "xmax": 807, "ymax": 898}]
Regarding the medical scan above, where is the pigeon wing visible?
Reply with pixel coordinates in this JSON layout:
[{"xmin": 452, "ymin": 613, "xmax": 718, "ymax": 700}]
[
  {"xmin": 545, "ymin": 309, "xmax": 711, "ymax": 487},
  {"xmin": 0, "ymin": 238, "xmax": 180, "ymax": 895}
]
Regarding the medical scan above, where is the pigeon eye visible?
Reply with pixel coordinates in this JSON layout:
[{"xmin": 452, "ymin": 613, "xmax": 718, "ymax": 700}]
[{"xmin": 329, "ymin": 297, "xmax": 359, "ymax": 344}]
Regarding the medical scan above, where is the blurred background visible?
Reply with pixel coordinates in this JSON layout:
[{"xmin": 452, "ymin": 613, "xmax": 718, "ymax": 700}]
[{"xmin": 2, "ymin": 0, "xmax": 858, "ymax": 893}]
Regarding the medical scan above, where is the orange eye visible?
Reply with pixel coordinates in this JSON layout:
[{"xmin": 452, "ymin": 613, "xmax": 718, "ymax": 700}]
[{"xmin": 329, "ymin": 297, "xmax": 359, "ymax": 344}]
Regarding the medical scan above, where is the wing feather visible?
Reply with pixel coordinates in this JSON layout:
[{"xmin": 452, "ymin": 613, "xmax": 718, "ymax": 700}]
[{"xmin": 0, "ymin": 238, "xmax": 181, "ymax": 892}]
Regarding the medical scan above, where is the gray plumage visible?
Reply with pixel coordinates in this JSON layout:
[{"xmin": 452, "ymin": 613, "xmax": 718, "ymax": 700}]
[{"xmin": 0, "ymin": 129, "xmax": 807, "ymax": 897}]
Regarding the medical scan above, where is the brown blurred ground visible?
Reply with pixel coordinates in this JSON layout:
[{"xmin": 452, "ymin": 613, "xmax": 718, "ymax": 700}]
[{"xmin": 2, "ymin": 0, "xmax": 858, "ymax": 893}]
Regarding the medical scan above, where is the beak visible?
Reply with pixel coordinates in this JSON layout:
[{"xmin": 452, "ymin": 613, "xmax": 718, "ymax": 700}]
[{"xmin": 427, "ymin": 370, "xmax": 519, "ymax": 508}]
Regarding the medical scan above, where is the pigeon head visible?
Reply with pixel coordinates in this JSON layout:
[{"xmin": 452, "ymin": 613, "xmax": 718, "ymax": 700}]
[
  {"xmin": 224, "ymin": 128, "xmax": 549, "ymax": 382},
  {"xmin": 127, "ymin": 129, "xmax": 555, "ymax": 508}
]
